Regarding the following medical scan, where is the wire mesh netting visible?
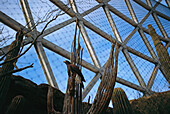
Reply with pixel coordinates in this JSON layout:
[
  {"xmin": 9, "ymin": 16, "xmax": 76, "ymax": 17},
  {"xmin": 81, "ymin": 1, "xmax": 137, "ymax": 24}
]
[{"xmin": 0, "ymin": 0, "xmax": 169, "ymax": 109}]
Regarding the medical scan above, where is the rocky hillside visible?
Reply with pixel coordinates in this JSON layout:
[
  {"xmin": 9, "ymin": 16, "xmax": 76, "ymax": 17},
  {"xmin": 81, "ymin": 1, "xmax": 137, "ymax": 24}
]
[{"xmin": 2, "ymin": 75, "xmax": 170, "ymax": 114}]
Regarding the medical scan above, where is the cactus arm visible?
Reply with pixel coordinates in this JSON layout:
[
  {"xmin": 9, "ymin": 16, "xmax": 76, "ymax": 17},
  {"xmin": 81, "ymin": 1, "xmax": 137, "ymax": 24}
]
[{"xmin": 112, "ymin": 88, "xmax": 133, "ymax": 114}]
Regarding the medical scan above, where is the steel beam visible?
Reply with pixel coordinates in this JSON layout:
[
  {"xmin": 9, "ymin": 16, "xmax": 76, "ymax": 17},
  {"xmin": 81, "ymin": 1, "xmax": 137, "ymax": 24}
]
[
  {"xmin": 82, "ymin": 70, "xmax": 148, "ymax": 100},
  {"xmin": 0, "ymin": 10, "xmax": 158, "ymax": 65},
  {"xmin": 34, "ymin": 42, "xmax": 59, "ymax": 88},
  {"xmin": 50, "ymin": 0, "xmax": 169, "ymax": 44},
  {"xmin": 107, "ymin": 4, "xmax": 137, "ymax": 26},
  {"xmin": 145, "ymin": 0, "xmax": 169, "ymax": 39},
  {"xmin": 41, "ymin": 38, "xmax": 149, "ymax": 99},
  {"xmin": 0, "ymin": 0, "xmax": 167, "ymax": 96},
  {"xmin": 37, "ymin": 3, "xmax": 103, "ymax": 38},
  {"xmin": 122, "ymin": 49, "xmax": 146, "ymax": 88},
  {"xmin": 126, "ymin": 46, "xmax": 157, "ymax": 63},
  {"xmin": 147, "ymin": 65, "xmax": 159, "ymax": 90},
  {"xmin": 68, "ymin": 0, "xmax": 102, "ymax": 98},
  {"xmin": 125, "ymin": 0, "xmax": 157, "ymax": 59},
  {"xmin": 123, "ymin": 2, "xmax": 156, "ymax": 44},
  {"xmin": 81, "ymin": 3, "xmax": 104, "ymax": 17},
  {"xmin": 50, "ymin": 0, "xmax": 76, "ymax": 17},
  {"xmin": 83, "ymin": 19, "xmax": 158, "ymax": 64},
  {"xmin": 165, "ymin": 0, "xmax": 170, "ymax": 7},
  {"xmin": 103, "ymin": 5, "xmax": 122, "ymax": 42},
  {"xmin": 0, "ymin": 11, "xmax": 25, "ymax": 32},
  {"xmin": 133, "ymin": 0, "xmax": 170, "ymax": 21},
  {"xmin": 42, "ymin": 39, "xmax": 100, "ymax": 73},
  {"xmin": 19, "ymin": 0, "xmax": 59, "ymax": 88},
  {"xmin": 79, "ymin": 22, "xmax": 101, "ymax": 68},
  {"xmin": 152, "ymin": 13, "xmax": 169, "ymax": 39},
  {"xmin": 0, "ymin": 11, "xmax": 32, "ymax": 37},
  {"xmin": 138, "ymin": 29, "xmax": 157, "ymax": 59},
  {"xmin": 124, "ymin": 0, "xmax": 138, "ymax": 23},
  {"xmin": 101, "ymin": 1, "xmax": 146, "ymax": 88},
  {"xmin": 139, "ymin": 8, "xmax": 152, "ymax": 24},
  {"xmin": 82, "ymin": 18, "xmax": 116, "ymax": 43},
  {"xmin": 69, "ymin": 0, "xmax": 101, "ymax": 68},
  {"xmin": 107, "ymin": 3, "xmax": 170, "ymax": 42},
  {"xmin": 0, "ymin": 11, "xmax": 33, "ymax": 55},
  {"xmin": 82, "ymin": 72, "xmax": 102, "ymax": 100},
  {"xmin": 42, "ymin": 17, "xmax": 76, "ymax": 37},
  {"xmin": 124, "ymin": 27, "xmax": 139, "ymax": 44},
  {"xmin": 116, "ymin": 76, "xmax": 147, "ymax": 93},
  {"xmin": 142, "ymin": 27, "xmax": 170, "ymax": 42}
]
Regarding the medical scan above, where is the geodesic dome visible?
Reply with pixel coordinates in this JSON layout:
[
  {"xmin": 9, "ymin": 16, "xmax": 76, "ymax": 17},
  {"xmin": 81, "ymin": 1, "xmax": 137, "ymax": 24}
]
[{"xmin": 0, "ymin": 0, "xmax": 169, "ymax": 105}]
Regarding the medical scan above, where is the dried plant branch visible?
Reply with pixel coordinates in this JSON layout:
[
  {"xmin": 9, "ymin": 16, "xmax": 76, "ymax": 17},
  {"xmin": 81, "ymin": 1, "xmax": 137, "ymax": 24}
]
[
  {"xmin": 0, "ymin": 12, "xmax": 65, "ymax": 66},
  {"xmin": 63, "ymin": 18, "xmax": 84, "ymax": 114},
  {"xmin": 0, "ymin": 63, "xmax": 33, "ymax": 77}
]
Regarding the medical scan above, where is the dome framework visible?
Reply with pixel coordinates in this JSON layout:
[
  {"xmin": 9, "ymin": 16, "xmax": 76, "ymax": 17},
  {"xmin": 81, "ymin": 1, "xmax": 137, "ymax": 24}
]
[{"xmin": 0, "ymin": 0, "xmax": 169, "ymax": 101}]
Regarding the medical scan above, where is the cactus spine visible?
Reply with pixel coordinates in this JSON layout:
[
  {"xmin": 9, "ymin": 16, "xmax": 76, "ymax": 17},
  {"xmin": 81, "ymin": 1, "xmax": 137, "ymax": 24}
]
[
  {"xmin": 112, "ymin": 88, "xmax": 133, "ymax": 114},
  {"xmin": 6, "ymin": 95, "xmax": 25, "ymax": 114}
]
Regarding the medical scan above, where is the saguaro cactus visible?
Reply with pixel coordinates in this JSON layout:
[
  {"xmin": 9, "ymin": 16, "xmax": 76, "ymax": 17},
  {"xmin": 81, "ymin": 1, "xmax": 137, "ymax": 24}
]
[
  {"xmin": 0, "ymin": 30, "xmax": 24, "ymax": 112},
  {"xmin": 148, "ymin": 24, "xmax": 170, "ymax": 84},
  {"xmin": 112, "ymin": 88, "xmax": 133, "ymax": 114},
  {"xmin": 6, "ymin": 95, "xmax": 25, "ymax": 114}
]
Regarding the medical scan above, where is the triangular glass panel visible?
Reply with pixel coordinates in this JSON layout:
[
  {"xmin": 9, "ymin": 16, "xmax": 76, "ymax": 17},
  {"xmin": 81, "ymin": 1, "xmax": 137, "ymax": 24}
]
[
  {"xmin": 126, "ymin": 31, "xmax": 152, "ymax": 58},
  {"xmin": 27, "ymin": 0, "xmax": 72, "ymax": 31},
  {"xmin": 151, "ymin": 69, "xmax": 170, "ymax": 92},
  {"xmin": 110, "ymin": 12, "xmax": 135, "ymax": 41},
  {"xmin": 14, "ymin": 45, "xmax": 47, "ymax": 85},
  {"xmin": 0, "ymin": 24, "xmax": 16, "ymax": 47},
  {"xmin": 43, "ymin": 22, "xmax": 76, "ymax": 52},
  {"xmin": 61, "ymin": 0, "xmax": 70, "ymax": 5},
  {"xmin": 79, "ymin": 31, "xmax": 96, "ymax": 64},
  {"xmin": 138, "ymin": 0, "xmax": 147, "ymax": 4},
  {"xmin": 43, "ymin": 43, "xmax": 96, "ymax": 93},
  {"xmin": 43, "ymin": 47, "xmax": 69, "ymax": 93},
  {"xmin": 159, "ymin": 1, "xmax": 170, "ymax": 7},
  {"xmin": 84, "ymin": 26, "xmax": 112, "ymax": 66},
  {"xmin": 83, "ymin": 79, "xmax": 101, "ymax": 103},
  {"xmin": 161, "ymin": 41, "xmax": 166, "ymax": 47},
  {"xmin": 155, "ymin": 3, "xmax": 170, "ymax": 17},
  {"xmin": 150, "ymin": 0, "xmax": 170, "ymax": 13},
  {"xmin": 108, "ymin": 0, "xmax": 132, "ymax": 20},
  {"xmin": 84, "ymin": 7, "xmax": 114, "ymax": 36},
  {"xmin": 117, "ymin": 51, "xmax": 140, "ymax": 86},
  {"xmin": 115, "ymin": 83, "xmax": 143, "ymax": 100},
  {"xmin": 150, "ymin": 0, "xmax": 157, "ymax": 6},
  {"xmin": 142, "ymin": 15, "xmax": 163, "ymax": 37},
  {"xmin": 144, "ymin": 33, "xmax": 158, "ymax": 57},
  {"xmin": 76, "ymin": 0, "xmax": 98, "ymax": 13},
  {"xmin": 36, "ymin": 13, "xmax": 72, "ymax": 32},
  {"xmin": 129, "ymin": 53, "xmax": 155, "ymax": 84},
  {"xmin": 130, "ymin": 0, "xmax": 149, "ymax": 22},
  {"xmin": 44, "ymin": 22, "xmax": 94, "ymax": 64},
  {"xmin": 157, "ymin": 16, "xmax": 170, "ymax": 36},
  {"xmin": 82, "ymin": 68, "xmax": 96, "ymax": 89},
  {"xmin": 0, "ymin": 0, "xmax": 26, "ymax": 25}
]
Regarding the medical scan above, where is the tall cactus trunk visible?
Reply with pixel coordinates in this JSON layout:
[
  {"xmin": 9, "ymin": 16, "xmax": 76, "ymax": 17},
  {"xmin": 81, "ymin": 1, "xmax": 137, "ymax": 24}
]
[
  {"xmin": 112, "ymin": 88, "xmax": 133, "ymax": 114},
  {"xmin": 0, "ymin": 31, "xmax": 23, "ymax": 112},
  {"xmin": 148, "ymin": 24, "xmax": 170, "ymax": 84},
  {"xmin": 5, "ymin": 95, "xmax": 25, "ymax": 114},
  {"xmin": 0, "ymin": 76, "xmax": 11, "ymax": 112}
]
